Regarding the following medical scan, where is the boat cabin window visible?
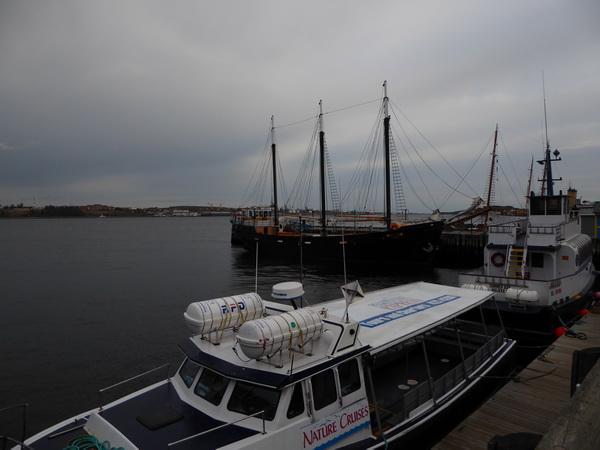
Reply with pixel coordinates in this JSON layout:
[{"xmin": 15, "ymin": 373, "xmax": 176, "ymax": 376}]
[
  {"xmin": 312, "ymin": 369, "xmax": 337, "ymax": 410},
  {"xmin": 179, "ymin": 358, "xmax": 201, "ymax": 388},
  {"xmin": 530, "ymin": 252, "xmax": 544, "ymax": 268},
  {"xmin": 547, "ymin": 197, "xmax": 562, "ymax": 215},
  {"xmin": 286, "ymin": 383, "xmax": 305, "ymax": 419},
  {"xmin": 227, "ymin": 381, "xmax": 281, "ymax": 421},
  {"xmin": 194, "ymin": 368, "xmax": 230, "ymax": 406},
  {"xmin": 339, "ymin": 359, "xmax": 361, "ymax": 396},
  {"xmin": 530, "ymin": 196, "xmax": 566, "ymax": 216},
  {"xmin": 530, "ymin": 197, "xmax": 544, "ymax": 215}
]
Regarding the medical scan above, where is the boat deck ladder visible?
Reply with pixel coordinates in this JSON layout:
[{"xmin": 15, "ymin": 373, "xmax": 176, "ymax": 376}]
[{"xmin": 505, "ymin": 245, "xmax": 527, "ymax": 279}]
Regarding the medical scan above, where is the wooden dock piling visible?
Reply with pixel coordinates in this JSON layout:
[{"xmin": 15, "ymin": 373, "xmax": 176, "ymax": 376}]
[{"xmin": 435, "ymin": 230, "xmax": 486, "ymax": 268}]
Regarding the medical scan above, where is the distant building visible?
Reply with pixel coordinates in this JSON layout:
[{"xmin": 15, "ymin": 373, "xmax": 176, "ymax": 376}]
[
  {"xmin": 579, "ymin": 201, "xmax": 600, "ymax": 239},
  {"xmin": 172, "ymin": 209, "xmax": 198, "ymax": 217},
  {"xmin": 80, "ymin": 204, "xmax": 114, "ymax": 211}
]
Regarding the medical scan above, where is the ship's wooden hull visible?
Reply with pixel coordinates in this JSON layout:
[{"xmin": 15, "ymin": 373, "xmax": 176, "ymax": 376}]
[{"xmin": 231, "ymin": 221, "xmax": 444, "ymax": 268}]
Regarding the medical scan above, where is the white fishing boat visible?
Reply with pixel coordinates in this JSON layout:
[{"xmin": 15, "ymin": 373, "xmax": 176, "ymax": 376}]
[
  {"xmin": 16, "ymin": 280, "xmax": 515, "ymax": 449},
  {"xmin": 459, "ymin": 132, "xmax": 597, "ymax": 342}
]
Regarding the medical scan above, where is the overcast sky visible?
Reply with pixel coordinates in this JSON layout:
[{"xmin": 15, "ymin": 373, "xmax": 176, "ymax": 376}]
[{"xmin": 1, "ymin": 0, "xmax": 599, "ymax": 213}]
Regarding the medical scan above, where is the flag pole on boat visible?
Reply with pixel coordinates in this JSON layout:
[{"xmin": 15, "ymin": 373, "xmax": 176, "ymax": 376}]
[
  {"xmin": 340, "ymin": 179, "xmax": 347, "ymax": 291},
  {"xmin": 341, "ymin": 280, "xmax": 364, "ymax": 323},
  {"xmin": 338, "ymin": 179, "xmax": 358, "ymax": 323}
]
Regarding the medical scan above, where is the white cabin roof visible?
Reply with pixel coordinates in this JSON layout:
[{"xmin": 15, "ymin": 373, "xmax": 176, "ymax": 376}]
[
  {"xmin": 182, "ymin": 281, "xmax": 495, "ymax": 387},
  {"xmin": 324, "ymin": 281, "xmax": 494, "ymax": 352}
]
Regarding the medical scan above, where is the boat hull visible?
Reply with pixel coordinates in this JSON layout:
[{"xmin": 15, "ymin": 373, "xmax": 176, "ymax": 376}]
[
  {"xmin": 459, "ymin": 270, "xmax": 597, "ymax": 345},
  {"xmin": 481, "ymin": 291, "xmax": 593, "ymax": 346},
  {"xmin": 20, "ymin": 341, "xmax": 516, "ymax": 450},
  {"xmin": 231, "ymin": 221, "xmax": 444, "ymax": 268},
  {"xmin": 15, "ymin": 282, "xmax": 517, "ymax": 450}
]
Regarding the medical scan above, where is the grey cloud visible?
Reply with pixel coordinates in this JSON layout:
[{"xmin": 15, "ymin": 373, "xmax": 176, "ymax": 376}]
[{"xmin": 1, "ymin": 0, "xmax": 599, "ymax": 210}]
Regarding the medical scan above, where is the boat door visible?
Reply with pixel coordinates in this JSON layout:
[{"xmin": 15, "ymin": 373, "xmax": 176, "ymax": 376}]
[{"xmin": 301, "ymin": 358, "xmax": 371, "ymax": 448}]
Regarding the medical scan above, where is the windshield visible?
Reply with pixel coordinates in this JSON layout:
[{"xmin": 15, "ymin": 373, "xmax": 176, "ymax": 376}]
[
  {"xmin": 227, "ymin": 381, "xmax": 281, "ymax": 421},
  {"xmin": 178, "ymin": 358, "xmax": 201, "ymax": 388},
  {"xmin": 194, "ymin": 368, "xmax": 230, "ymax": 406}
]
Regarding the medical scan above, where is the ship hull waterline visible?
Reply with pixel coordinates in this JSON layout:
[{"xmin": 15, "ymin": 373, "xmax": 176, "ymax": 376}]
[{"xmin": 232, "ymin": 221, "xmax": 444, "ymax": 268}]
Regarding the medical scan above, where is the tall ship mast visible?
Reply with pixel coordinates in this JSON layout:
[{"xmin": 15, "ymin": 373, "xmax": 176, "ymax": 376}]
[{"xmin": 231, "ymin": 82, "xmax": 445, "ymax": 269}]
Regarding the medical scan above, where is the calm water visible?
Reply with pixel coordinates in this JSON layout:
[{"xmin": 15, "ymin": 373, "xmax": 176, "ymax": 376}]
[{"xmin": 0, "ymin": 216, "xmax": 460, "ymax": 440}]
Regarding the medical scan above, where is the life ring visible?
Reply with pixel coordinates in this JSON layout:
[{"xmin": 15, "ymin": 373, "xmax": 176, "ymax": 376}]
[{"xmin": 490, "ymin": 252, "xmax": 505, "ymax": 267}]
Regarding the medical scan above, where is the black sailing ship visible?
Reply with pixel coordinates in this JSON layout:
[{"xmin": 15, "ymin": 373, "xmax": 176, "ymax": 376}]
[{"xmin": 231, "ymin": 82, "xmax": 445, "ymax": 268}]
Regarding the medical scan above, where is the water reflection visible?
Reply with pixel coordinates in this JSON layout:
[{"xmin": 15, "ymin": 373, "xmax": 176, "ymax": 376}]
[{"xmin": 229, "ymin": 245, "xmax": 460, "ymax": 305}]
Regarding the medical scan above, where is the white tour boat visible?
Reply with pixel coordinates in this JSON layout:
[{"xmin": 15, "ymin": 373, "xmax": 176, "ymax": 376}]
[{"xmin": 16, "ymin": 280, "xmax": 515, "ymax": 449}]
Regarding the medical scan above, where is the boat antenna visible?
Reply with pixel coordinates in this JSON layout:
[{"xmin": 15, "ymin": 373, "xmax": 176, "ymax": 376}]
[
  {"xmin": 299, "ymin": 213, "xmax": 304, "ymax": 307},
  {"xmin": 538, "ymin": 73, "xmax": 562, "ymax": 196},
  {"xmin": 542, "ymin": 72, "xmax": 551, "ymax": 195},
  {"xmin": 337, "ymin": 180, "xmax": 355, "ymax": 322},
  {"xmin": 339, "ymin": 180, "xmax": 348, "ymax": 289},
  {"xmin": 254, "ymin": 239, "xmax": 259, "ymax": 293},
  {"xmin": 542, "ymin": 72, "xmax": 549, "ymax": 160},
  {"xmin": 271, "ymin": 116, "xmax": 279, "ymax": 231}
]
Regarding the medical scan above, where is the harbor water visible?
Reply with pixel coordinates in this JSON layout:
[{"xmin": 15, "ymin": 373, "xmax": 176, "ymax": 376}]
[{"xmin": 0, "ymin": 216, "xmax": 465, "ymax": 441}]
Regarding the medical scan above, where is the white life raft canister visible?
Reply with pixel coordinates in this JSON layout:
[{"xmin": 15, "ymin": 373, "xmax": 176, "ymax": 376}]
[
  {"xmin": 184, "ymin": 293, "xmax": 265, "ymax": 335},
  {"xmin": 237, "ymin": 307, "xmax": 323, "ymax": 359}
]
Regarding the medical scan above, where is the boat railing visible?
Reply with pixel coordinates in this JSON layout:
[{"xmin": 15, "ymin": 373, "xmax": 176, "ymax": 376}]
[
  {"xmin": 241, "ymin": 218, "xmax": 273, "ymax": 227},
  {"xmin": 98, "ymin": 364, "xmax": 171, "ymax": 410},
  {"xmin": 167, "ymin": 410, "xmax": 266, "ymax": 448},
  {"xmin": 432, "ymin": 332, "xmax": 503, "ymax": 399},
  {"xmin": 466, "ymin": 274, "xmax": 528, "ymax": 293},
  {"xmin": 0, "ymin": 403, "xmax": 34, "ymax": 450},
  {"xmin": 402, "ymin": 383, "xmax": 432, "ymax": 419},
  {"xmin": 528, "ymin": 225, "xmax": 557, "ymax": 235},
  {"xmin": 487, "ymin": 220, "xmax": 526, "ymax": 245},
  {"xmin": 527, "ymin": 219, "xmax": 578, "ymax": 245},
  {"xmin": 0, "ymin": 435, "xmax": 34, "ymax": 450},
  {"xmin": 398, "ymin": 332, "xmax": 505, "ymax": 421}
]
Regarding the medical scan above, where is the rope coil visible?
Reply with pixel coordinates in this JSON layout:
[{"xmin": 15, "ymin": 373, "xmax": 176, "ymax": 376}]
[{"xmin": 64, "ymin": 436, "xmax": 125, "ymax": 450}]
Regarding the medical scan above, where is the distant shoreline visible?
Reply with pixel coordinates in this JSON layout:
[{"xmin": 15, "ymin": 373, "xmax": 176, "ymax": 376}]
[
  {"xmin": 0, "ymin": 205, "xmax": 234, "ymax": 219},
  {"xmin": 0, "ymin": 212, "xmax": 232, "ymax": 219}
]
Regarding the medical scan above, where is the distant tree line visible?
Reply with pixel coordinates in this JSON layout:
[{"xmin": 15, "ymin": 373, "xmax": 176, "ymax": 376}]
[{"xmin": 27, "ymin": 205, "xmax": 85, "ymax": 217}]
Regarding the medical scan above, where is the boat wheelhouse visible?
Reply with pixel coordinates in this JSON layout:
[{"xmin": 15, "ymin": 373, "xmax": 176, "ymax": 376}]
[{"xmin": 20, "ymin": 281, "xmax": 515, "ymax": 449}]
